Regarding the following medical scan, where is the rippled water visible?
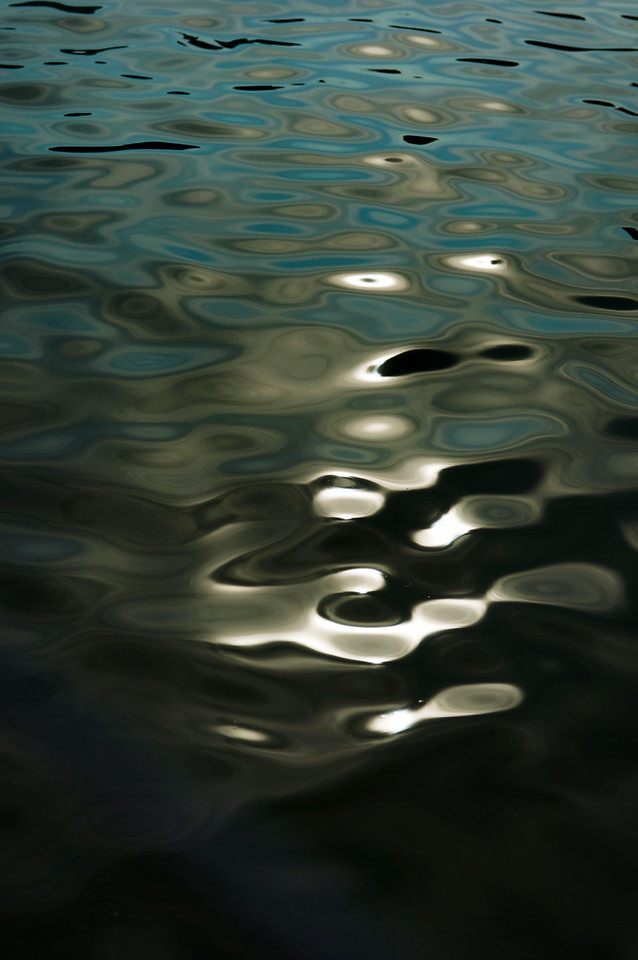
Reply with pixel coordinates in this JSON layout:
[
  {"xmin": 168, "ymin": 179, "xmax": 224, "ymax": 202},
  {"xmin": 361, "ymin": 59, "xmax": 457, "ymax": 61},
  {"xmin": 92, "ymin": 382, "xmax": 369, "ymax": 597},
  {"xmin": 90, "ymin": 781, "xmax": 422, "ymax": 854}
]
[{"xmin": 2, "ymin": 1, "xmax": 638, "ymax": 957}]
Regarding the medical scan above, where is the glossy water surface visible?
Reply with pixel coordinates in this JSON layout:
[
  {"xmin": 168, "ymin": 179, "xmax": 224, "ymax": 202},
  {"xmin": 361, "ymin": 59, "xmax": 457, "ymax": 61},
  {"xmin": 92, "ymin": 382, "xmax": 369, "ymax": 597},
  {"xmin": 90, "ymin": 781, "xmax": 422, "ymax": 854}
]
[{"xmin": 1, "ymin": 1, "xmax": 638, "ymax": 957}]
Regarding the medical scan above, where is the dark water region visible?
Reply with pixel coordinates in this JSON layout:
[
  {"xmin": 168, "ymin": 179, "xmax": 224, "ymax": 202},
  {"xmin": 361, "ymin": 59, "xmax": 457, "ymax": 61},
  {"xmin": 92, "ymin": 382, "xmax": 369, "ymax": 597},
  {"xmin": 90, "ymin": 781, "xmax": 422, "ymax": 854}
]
[{"xmin": 1, "ymin": 0, "xmax": 638, "ymax": 956}]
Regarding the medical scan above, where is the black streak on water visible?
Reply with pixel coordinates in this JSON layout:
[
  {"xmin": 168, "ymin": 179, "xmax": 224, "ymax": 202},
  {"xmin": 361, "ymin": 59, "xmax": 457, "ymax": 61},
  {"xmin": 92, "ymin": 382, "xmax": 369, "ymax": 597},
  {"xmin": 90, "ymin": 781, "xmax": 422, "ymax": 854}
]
[
  {"xmin": 403, "ymin": 135, "xmax": 437, "ymax": 144},
  {"xmin": 604, "ymin": 417, "xmax": 638, "ymax": 440},
  {"xmin": 234, "ymin": 85, "xmax": 285, "ymax": 91},
  {"xmin": 60, "ymin": 46, "xmax": 128, "ymax": 55},
  {"xmin": 480, "ymin": 344, "xmax": 534, "ymax": 361},
  {"xmin": 180, "ymin": 34, "xmax": 301, "ymax": 50},
  {"xmin": 535, "ymin": 10, "xmax": 586, "ymax": 19},
  {"xmin": 377, "ymin": 349, "xmax": 458, "ymax": 376},
  {"xmin": 584, "ymin": 99, "xmax": 638, "ymax": 117},
  {"xmin": 49, "ymin": 142, "xmax": 200, "ymax": 152},
  {"xmin": 575, "ymin": 295, "xmax": 638, "ymax": 311},
  {"xmin": 457, "ymin": 58, "xmax": 519, "ymax": 66},
  {"xmin": 526, "ymin": 40, "xmax": 638, "ymax": 51},
  {"xmin": 390, "ymin": 24, "xmax": 442, "ymax": 34},
  {"xmin": 10, "ymin": 0, "xmax": 101, "ymax": 10}
]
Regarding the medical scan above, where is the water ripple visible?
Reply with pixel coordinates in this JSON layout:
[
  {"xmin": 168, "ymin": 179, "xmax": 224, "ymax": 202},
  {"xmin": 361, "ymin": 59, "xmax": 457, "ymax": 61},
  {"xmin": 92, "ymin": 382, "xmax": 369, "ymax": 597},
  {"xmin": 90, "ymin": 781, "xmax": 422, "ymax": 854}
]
[{"xmin": 2, "ymin": 1, "xmax": 638, "ymax": 953}]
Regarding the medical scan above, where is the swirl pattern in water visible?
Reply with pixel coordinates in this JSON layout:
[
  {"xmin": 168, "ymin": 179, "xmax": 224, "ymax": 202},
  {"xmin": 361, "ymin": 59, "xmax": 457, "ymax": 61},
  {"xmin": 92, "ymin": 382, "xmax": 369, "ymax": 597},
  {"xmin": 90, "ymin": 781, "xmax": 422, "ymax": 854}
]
[{"xmin": 1, "ymin": 0, "xmax": 638, "ymax": 957}]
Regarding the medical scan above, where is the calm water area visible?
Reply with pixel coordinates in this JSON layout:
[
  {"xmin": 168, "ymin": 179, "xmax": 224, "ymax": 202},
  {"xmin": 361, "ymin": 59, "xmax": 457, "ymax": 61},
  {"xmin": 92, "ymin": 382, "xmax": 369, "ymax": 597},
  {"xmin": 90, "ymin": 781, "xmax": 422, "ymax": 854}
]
[{"xmin": 1, "ymin": 0, "xmax": 638, "ymax": 957}]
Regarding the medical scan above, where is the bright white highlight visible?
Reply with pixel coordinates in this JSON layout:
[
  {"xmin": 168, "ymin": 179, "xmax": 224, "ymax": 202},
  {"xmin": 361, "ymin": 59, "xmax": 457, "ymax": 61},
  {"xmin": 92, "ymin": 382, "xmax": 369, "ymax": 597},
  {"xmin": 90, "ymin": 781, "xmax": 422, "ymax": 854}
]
[
  {"xmin": 445, "ymin": 254, "xmax": 507, "ymax": 272},
  {"xmin": 354, "ymin": 44, "xmax": 395, "ymax": 56},
  {"xmin": 215, "ymin": 724, "xmax": 270, "ymax": 743},
  {"xmin": 480, "ymin": 100, "xmax": 513, "ymax": 111},
  {"xmin": 210, "ymin": 570, "xmax": 487, "ymax": 665},
  {"xmin": 314, "ymin": 477, "xmax": 386, "ymax": 519},
  {"xmin": 338, "ymin": 415, "xmax": 413, "ymax": 441},
  {"xmin": 412, "ymin": 508, "xmax": 476, "ymax": 547},
  {"xmin": 326, "ymin": 271, "xmax": 409, "ymax": 291},
  {"xmin": 366, "ymin": 683, "xmax": 524, "ymax": 734}
]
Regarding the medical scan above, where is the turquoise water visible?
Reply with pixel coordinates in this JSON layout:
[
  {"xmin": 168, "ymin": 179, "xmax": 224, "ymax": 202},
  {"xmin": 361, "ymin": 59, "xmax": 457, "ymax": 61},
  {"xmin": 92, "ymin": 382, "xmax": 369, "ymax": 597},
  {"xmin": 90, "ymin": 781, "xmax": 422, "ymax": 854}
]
[{"xmin": 1, "ymin": 2, "xmax": 638, "ymax": 957}]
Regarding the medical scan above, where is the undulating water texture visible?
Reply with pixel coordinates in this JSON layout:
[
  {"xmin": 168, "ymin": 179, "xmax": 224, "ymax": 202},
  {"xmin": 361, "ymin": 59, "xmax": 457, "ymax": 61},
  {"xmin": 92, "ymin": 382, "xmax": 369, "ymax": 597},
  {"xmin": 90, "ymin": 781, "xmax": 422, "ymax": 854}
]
[{"xmin": 1, "ymin": 0, "xmax": 638, "ymax": 957}]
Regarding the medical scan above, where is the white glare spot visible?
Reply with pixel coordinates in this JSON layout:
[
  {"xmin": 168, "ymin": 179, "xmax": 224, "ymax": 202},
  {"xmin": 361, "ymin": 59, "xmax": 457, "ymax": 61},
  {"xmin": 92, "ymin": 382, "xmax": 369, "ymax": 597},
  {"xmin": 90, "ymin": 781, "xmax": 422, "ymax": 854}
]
[
  {"xmin": 445, "ymin": 254, "xmax": 507, "ymax": 272},
  {"xmin": 412, "ymin": 508, "xmax": 476, "ymax": 547},
  {"xmin": 339, "ymin": 415, "xmax": 414, "ymax": 441},
  {"xmin": 403, "ymin": 107, "xmax": 439, "ymax": 123},
  {"xmin": 314, "ymin": 483, "xmax": 386, "ymax": 519},
  {"xmin": 480, "ymin": 100, "xmax": 513, "ymax": 111},
  {"xmin": 354, "ymin": 44, "xmax": 395, "ymax": 56},
  {"xmin": 216, "ymin": 724, "xmax": 270, "ymax": 743},
  {"xmin": 406, "ymin": 35, "xmax": 440, "ymax": 47},
  {"xmin": 209, "ymin": 581, "xmax": 486, "ymax": 665},
  {"xmin": 367, "ymin": 708, "xmax": 414, "ymax": 735},
  {"xmin": 366, "ymin": 682, "xmax": 524, "ymax": 734},
  {"xmin": 326, "ymin": 271, "xmax": 408, "ymax": 291},
  {"xmin": 330, "ymin": 567, "xmax": 387, "ymax": 594}
]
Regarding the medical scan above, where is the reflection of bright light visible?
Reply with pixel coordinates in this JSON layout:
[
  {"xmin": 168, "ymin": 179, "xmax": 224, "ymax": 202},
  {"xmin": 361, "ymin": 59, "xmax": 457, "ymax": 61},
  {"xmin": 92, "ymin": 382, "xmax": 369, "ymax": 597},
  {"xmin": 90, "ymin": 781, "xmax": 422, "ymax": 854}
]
[
  {"xmin": 445, "ymin": 254, "xmax": 507, "ymax": 272},
  {"xmin": 216, "ymin": 724, "xmax": 270, "ymax": 743},
  {"xmin": 366, "ymin": 682, "xmax": 524, "ymax": 734},
  {"xmin": 339, "ymin": 415, "xmax": 413, "ymax": 440},
  {"xmin": 209, "ymin": 572, "xmax": 486, "ymax": 665},
  {"xmin": 480, "ymin": 100, "xmax": 513, "ymax": 111},
  {"xmin": 305, "ymin": 459, "xmax": 450, "ymax": 496},
  {"xmin": 314, "ymin": 481, "xmax": 386, "ymax": 519},
  {"xmin": 326, "ymin": 271, "xmax": 408, "ymax": 291},
  {"xmin": 412, "ymin": 509, "xmax": 476, "ymax": 547},
  {"xmin": 367, "ymin": 708, "xmax": 414, "ymax": 735},
  {"xmin": 330, "ymin": 567, "xmax": 386, "ymax": 594},
  {"xmin": 406, "ymin": 35, "xmax": 441, "ymax": 47},
  {"xmin": 403, "ymin": 107, "xmax": 439, "ymax": 123},
  {"xmin": 354, "ymin": 44, "xmax": 395, "ymax": 56}
]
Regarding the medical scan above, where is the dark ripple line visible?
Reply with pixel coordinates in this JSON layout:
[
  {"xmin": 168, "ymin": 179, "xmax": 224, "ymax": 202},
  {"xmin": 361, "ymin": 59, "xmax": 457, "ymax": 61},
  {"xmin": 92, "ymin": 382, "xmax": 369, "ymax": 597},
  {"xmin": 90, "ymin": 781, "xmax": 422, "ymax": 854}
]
[
  {"xmin": 218, "ymin": 36, "xmax": 302, "ymax": 49},
  {"xmin": 390, "ymin": 24, "xmax": 442, "ymax": 34},
  {"xmin": 525, "ymin": 39, "xmax": 638, "ymax": 51},
  {"xmin": 49, "ymin": 141, "xmax": 200, "ymax": 152},
  {"xmin": 60, "ymin": 45, "xmax": 128, "ymax": 55},
  {"xmin": 0, "ymin": 63, "xmax": 24, "ymax": 68},
  {"xmin": 179, "ymin": 34, "xmax": 300, "ymax": 51},
  {"xmin": 10, "ymin": 0, "xmax": 100, "ymax": 10},
  {"xmin": 536, "ymin": 9, "xmax": 586, "ymax": 19},
  {"xmin": 457, "ymin": 57, "xmax": 519, "ymax": 66},
  {"xmin": 584, "ymin": 99, "xmax": 638, "ymax": 117}
]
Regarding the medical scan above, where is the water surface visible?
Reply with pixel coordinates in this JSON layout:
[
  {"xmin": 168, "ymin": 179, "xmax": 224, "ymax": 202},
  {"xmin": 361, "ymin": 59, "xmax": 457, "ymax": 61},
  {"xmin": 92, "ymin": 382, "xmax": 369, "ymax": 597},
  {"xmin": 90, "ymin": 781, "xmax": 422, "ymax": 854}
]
[{"xmin": 1, "ymin": 1, "xmax": 638, "ymax": 957}]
